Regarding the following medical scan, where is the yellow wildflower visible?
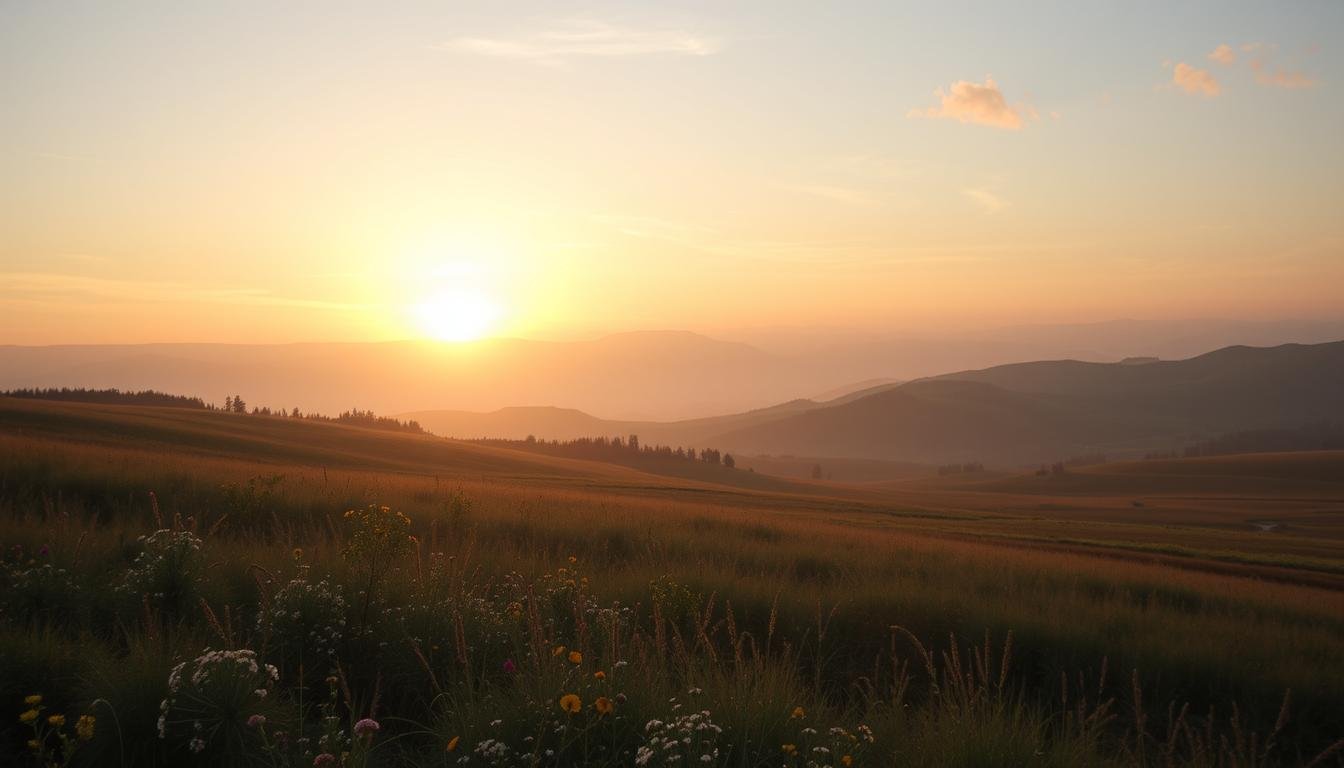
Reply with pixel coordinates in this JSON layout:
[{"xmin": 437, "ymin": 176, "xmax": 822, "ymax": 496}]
[
  {"xmin": 594, "ymin": 696, "xmax": 614, "ymax": 716},
  {"xmin": 76, "ymin": 714, "xmax": 96, "ymax": 741},
  {"xmin": 568, "ymin": 556, "xmax": 577, "ymax": 564},
  {"xmin": 48, "ymin": 714, "xmax": 65, "ymax": 727},
  {"xmin": 446, "ymin": 735, "xmax": 460, "ymax": 752},
  {"xmin": 27, "ymin": 739, "xmax": 39, "ymax": 751},
  {"xmin": 552, "ymin": 645, "xmax": 566, "ymax": 657},
  {"xmin": 568, "ymin": 650, "xmax": 583, "ymax": 664},
  {"xmin": 19, "ymin": 709, "xmax": 38, "ymax": 724},
  {"xmin": 593, "ymin": 670, "xmax": 606, "ymax": 680},
  {"xmin": 782, "ymin": 744, "xmax": 797, "ymax": 754},
  {"xmin": 24, "ymin": 694, "xmax": 41, "ymax": 706},
  {"xmin": 841, "ymin": 755, "xmax": 853, "ymax": 767},
  {"xmin": 790, "ymin": 706, "xmax": 806, "ymax": 719},
  {"xmin": 559, "ymin": 694, "xmax": 582, "ymax": 714},
  {"xmin": 292, "ymin": 548, "xmax": 303, "ymax": 560}
]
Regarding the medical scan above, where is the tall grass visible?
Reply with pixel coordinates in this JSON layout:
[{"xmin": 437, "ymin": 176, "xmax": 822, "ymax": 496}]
[{"xmin": 0, "ymin": 428, "xmax": 1341, "ymax": 765}]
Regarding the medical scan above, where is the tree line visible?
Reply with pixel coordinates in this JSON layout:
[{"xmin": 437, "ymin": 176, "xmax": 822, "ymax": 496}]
[
  {"xmin": 1146, "ymin": 421, "xmax": 1344, "ymax": 460},
  {"xmin": 2, "ymin": 387, "xmax": 421, "ymax": 434},
  {"xmin": 1, "ymin": 387, "xmax": 207, "ymax": 408},
  {"xmin": 473, "ymin": 434, "xmax": 737, "ymax": 469}
]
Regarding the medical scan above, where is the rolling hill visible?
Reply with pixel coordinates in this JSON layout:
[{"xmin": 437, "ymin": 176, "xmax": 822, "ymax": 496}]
[
  {"xmin": 406, "ymin": 340, "xmax": 1344, "ymax": 467},
  {"xmin": 0, "ymin": 332, "xmax": 819, "ymax": 422},
  {"xmin": 706, "ymin": 340, "xmax": 1344, "ymax": 465}
]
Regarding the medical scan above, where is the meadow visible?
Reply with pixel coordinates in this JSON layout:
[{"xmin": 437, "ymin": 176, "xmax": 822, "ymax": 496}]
[{"xmin": 1, "ymin": 398, "xmax": 1342, "ymax": 766}]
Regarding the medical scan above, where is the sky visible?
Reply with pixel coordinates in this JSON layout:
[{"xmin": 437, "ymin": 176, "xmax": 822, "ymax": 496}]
[{"xmin": 2, "ymin": 1, "xmax": 1343, "ymax": 345}]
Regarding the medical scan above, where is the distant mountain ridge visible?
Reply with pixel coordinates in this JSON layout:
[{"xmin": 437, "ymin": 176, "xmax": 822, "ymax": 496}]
[
  {"xmin": 408, "ymin": 340, "xmax": 1344, "ymax": 467},
  {"xmin": 712, "ymin": 341, "xmax": 1344, "ymax": 465}
]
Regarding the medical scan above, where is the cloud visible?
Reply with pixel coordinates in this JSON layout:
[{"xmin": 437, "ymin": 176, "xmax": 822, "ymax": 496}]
[
  {"xmin": 1208, "ymin": 44, "xmax": 1236, "ymax": 66},
  {"xmin": 0, "ymin": 272, "xmax": 364, "ymax": 312},
  {"xmin": 962, "ymin": 186, "xmax": 1008, "ymax": 214},
  {"xmin": 1171, "ymin": 62, "xmax": 1220, "ymax": 96},
  {"xmin": 441, "ymin": 20, "xmax": 718, "ymax": 62},
  {"xmin": 785, "ymin": 184, "xmax": 874, "ymax": 206},
  {"xmin": 1251, "ymin": 59, "xmax": 1316, "ymax": 89},
  {"xmin": 908, "ymin": 78, "xmax": 1026, "ymax": 130}
]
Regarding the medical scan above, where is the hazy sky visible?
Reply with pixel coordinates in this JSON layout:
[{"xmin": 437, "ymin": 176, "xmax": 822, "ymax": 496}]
[{"xmin": 3, "ymin": 1, "xmax": 1343, "ymax": 344}]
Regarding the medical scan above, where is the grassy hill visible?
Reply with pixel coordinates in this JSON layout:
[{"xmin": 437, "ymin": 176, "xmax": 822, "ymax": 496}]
[
  {"xmin": 2, "ymin": 397, "xmax": 1343, "ymax": 764},
  {"xmin": 707, "ymin": 340, "xmax": 1344, "ymax": 465}
]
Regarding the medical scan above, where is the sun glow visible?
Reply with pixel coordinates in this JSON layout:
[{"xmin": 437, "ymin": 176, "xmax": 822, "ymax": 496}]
[{"xmin": 413, "ymin": 290, "xmax": 504, "ymax": 342}]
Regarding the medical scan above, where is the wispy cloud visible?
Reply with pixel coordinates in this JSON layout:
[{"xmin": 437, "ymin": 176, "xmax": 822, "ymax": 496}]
[
  {"xmin": 0, "ymin": 272, "xmax": 364, "ymax": 312},
  {"xmin": 589, "ymin": 213, "xmax": 1069, "ymax": 267},
  {"xmin": 1170, "ymin": 62, "xmax": 1220, "ymax": 96},
  {"xmin": 908, "ymin": 78, "xmax": 1027, "ymax": 130},
  {"xmin": 1251, "ymin": 58, "xmax": 1316, "ymax": 89},
  {"xmin": 784, "ymin": 184, "xmax": 874, "ymax": 206},
  {"xmin": 1208, "ymin": 44, "xmax": 1236, "ymax": 66},
  {"xmin": 962, "ymin": 185, "xmax": 1008, "ymax": 214},
  {"xmin": 440, "ymin": 20, "xmax": 719, "ymax": 62}
]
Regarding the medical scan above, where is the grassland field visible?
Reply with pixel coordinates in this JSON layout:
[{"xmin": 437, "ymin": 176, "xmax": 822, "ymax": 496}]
[{"xmin": 1, "ymin": 397, "xmax": 1341, "ymax": 766}]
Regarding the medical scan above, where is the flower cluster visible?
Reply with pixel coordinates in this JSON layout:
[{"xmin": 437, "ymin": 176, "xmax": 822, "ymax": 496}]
[
  {"xmin": 342, "ymin": 504, "xmax": 414, "ymax": 566},
  {"xmin": 780, "ymin": 713, "xmax": 875, "ymax": 768},
  {"xmin": 117, "ymin": 529, "xmax": 204, "ymax": 612},
  {"xmin": 635, "ymin": 708, "xmax": 724, "ymax": 766},
  {"xmin": 3, "ymin": 561, "xmax": 80, "ymax": 620},
  {"xmin": 259, "ymin": 571, "xmax": 347, "ymax": 659},
  {"xmin": 16, "ymin": 693, "xmax": 95, "ymax": 767},
  {"xmin": 158, "ymin": 648, "xmax": 278, "ymax": 754}
]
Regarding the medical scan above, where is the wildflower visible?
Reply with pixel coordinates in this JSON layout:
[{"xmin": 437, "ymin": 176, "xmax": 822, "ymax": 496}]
[
  {"xmin": 189, "ymin": 737, "xmax": 207, "ymax": 753},
  {"xmin": 842, "ymin": 755, "xmax": 853, "ymax": 766},
  {"xmin": 446, "ymin": 735, "xmax": 460, "ymax": 752},
  {"xmin": 782, "ymin": 744, "xmax": 797, "ymax": 754},
  {"xmin": 292, "ymin": 548, "xmax": 303, "ymax": 560},
  {"xmin": 594, "ymin": 670, "xmax": 606, "ymax": 680},
  {"xmin": 568, "ymin": 650, "xmax": 583, "ymax": 664},
  {"xmin": 594, "ymin": 696, "xmax": 614, "ymax": 716},
  {"xmin": 790, "ymin": 706, "xmax": 806, "ymax": 719},
  {"xmin": 76, "ymin": 715, "xmax": 96, "ymax": 741},
  {"xmin": 27, "ymin": 738, "xmax": 40, "ymax": 751},
  {"xmin": 247, "ymin": 714, "xmax": 266, "ymax": 728},
  {"xmin": 19, "ymin": 709, "xmax": 39, "ymax": 724},
  {"xmin": 559, "ymin": 694, "xmax": 582, "ymax": 714},
  {"xmin": 39, "ymin": 544, "xmax": 50, "ymax": 557},
  {"xmin": 568, "ymin": 556, "xmax": 577, "ymax": 564},
  {"xmin": 353, "ymin": 718, "xmax": 380, "ymax": 737},
  {"xmin": 552, "ymin": 645, "xmax": 566, "ymax": 657},
  {"xmin": 48, "ymin": 713, "xmax": 66, "ymax": 727},
  {"xmin": 24, "ymin": 694, "xmax": 42, "ymax": 706},
  {"xmin": 313, "ymin": 754, "xmax": 337, "ymax": 767},
  {"xmin": 502, "ymin": 659, "xmax": 516, "ymax": 674}
]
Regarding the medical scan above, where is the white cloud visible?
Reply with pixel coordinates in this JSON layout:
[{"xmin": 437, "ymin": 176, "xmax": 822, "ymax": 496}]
[
  {"xmin": 909, "ymin": 77, "xmax": 1027, "ymax": 130},
  {"xmin": 441, "ymin": 20, "xmax": 718, "ymax": 62},
  {"xmin": 1208, "ymin": 44, "xmax": 1236, "ymax": 66},
  {"xmin": 1171, "ymin": 62, "xmax": 1220, "ymax": 96}
]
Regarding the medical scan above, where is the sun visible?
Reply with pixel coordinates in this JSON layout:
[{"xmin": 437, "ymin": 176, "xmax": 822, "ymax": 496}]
[{"xmin": 412, "ymin": 290, "xmax": 503, "ymax": 342}]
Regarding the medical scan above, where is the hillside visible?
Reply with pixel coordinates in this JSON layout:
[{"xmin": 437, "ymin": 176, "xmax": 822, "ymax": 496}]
[
  {"xmin": 706, "ymin": 341, "xmax": 1344, "ymax": 465},
  {"xmin": 0, "ymin": 332, "xmax": 818, "ymax": 422},
  {"xmin": 0, "ymin": 396, "xmax": 820, "ymax": 495},
  {"xmin": 401, "ymin": 396, "xmax": 823, "ymax": 447}
]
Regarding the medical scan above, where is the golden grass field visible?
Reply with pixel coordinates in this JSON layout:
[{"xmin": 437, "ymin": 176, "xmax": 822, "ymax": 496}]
[{"xmin": 1, "ymin": 396, "xmax": 1342, "ymax": 765}]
